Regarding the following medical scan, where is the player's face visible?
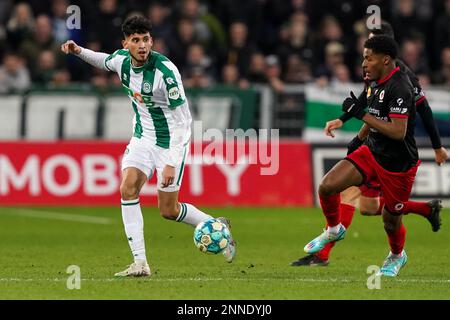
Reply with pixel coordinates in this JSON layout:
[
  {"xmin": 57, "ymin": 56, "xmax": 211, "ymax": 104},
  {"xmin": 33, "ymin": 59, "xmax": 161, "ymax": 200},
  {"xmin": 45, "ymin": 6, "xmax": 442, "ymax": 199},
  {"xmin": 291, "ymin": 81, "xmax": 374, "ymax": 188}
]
[
  {"xmin": 123, "ymin": 32, "xmax": 153, "ymax": 64},
  {"xmin": 362, "ymin": 48, "xmax": 386, "ymax": 81}
]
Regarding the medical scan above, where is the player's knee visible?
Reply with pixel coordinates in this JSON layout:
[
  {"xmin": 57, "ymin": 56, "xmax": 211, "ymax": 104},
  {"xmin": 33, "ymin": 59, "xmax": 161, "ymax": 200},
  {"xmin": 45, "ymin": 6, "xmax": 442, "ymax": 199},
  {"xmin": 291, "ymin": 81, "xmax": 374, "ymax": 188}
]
[
  {"xmin": 158, "ymin": 203, "xmax": 178, "ymax": 220},
  {"xmin": 120, "ymin": 183, "xmax": 140, "ymax": 200},
  {"xmin": 318, "ymin": 179, "xmax": 337, "ymax": 197}
]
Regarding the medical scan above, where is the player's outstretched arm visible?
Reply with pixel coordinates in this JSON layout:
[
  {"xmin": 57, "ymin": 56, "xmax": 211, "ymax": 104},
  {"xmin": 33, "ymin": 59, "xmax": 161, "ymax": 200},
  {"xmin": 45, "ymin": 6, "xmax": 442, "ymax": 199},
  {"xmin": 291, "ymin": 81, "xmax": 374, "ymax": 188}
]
[{"xmin": 61, "ymin": 40, "xmax": 110, "ymax": 71}]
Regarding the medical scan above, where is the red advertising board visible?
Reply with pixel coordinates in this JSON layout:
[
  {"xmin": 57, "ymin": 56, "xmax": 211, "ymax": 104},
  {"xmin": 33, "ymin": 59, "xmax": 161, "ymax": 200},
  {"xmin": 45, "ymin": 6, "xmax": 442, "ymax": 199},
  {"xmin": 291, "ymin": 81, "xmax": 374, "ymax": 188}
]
[{"xmin": 0, "ymin": 141, "xmax": 313, "ymax": 206}]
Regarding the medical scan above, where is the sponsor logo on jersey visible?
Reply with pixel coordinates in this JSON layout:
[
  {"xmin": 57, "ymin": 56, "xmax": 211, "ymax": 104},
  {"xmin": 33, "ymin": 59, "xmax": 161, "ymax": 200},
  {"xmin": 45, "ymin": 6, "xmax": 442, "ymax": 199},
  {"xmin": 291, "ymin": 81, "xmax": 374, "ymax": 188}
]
[
  {"xmin": 143, "ymin": 81, "xmax": 152, "ymax": 93},
  {"xmin": 368, "ymin": 107, "xmax": 380, "ymax": 116},
  {"xmin": 378, "ymin": 89, "xmax": 385, "ymax": 102},
  {"xmin": 168, "ymin": 87, "xmax": 180, "ymax": 100},
  {"xmin": 397, "ymin": 98, "xmax": 403, "ymax": 106}
]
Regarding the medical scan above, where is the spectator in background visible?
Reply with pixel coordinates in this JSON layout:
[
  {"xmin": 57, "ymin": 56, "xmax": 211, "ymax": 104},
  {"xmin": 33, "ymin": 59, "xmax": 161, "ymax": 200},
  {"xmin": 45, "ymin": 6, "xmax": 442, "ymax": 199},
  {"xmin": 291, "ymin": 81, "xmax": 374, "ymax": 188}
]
[
  {"xmin": 283, "ymin": 54, "xmax": 312, "ymax": 84},
  {"xmin": 146, "ymin": 2, "xmax": 172, "ymax": 40},
  {"xmin": 314, "ymin": 41, "xmax": 346, "ymax": 83},
  {"xmin": 435, "ymin": 0, "xmax": 450, "ymax": 58},
  {"xmin": 152, "ymin": 37, "xmax": 169, "ymax": 56},
  {"xmin": 245, "ymin": 52, "xmax": 267, "ymax": 84},
  {"xmin": 222, "ymin": 21, "xmax": 256, "ymax": 78},
  {"xmin": 330, "ymin": 63, "xmax": 351, "ymax": 85},
  {"xmin": 179, "ymin": 0, "xmax": 227, "ymax": 54},
  {"xmin": 87, "ymin": 0, "xmax": 124, "ymax": 53},
  {"xmin": 400, "ymin": 38, "xmax": 430, "ymax": 77},
  {"xmin": 391, "ymin": 0, "xmax": 424, "ymax": 44},
  {"xmin": 51, "ymin": 0, "xmax": 70, "ymax": 43},
  {"xmin": 184, "ymin": 66, "xmax": 213, "ymax": 88},
  {"xmin": 34, "ymin": 49, "xmax": 57, "ymax": 84},
  {"xmin": 434, "ymin": 47, "xmax": 450, "ymax": 88},
  {"xmin": 277, "ymin": 13, "xmax": 314, "ymax": 74},
  {"xmin": 221, "ymin": 63, "xmax": 249, "ymax": 89},
  {"xmin": 182, "ymin": 43, "xmax": 215, "ymax": 81},
  {"xmin": 168, "ymin": 18, "xmax": 198, "ymax": 70},
  {"xmin": 312, "ymin": 15, "xmax": 349, "ymax": 69},
  {"xmin": 19, "ymin": 14, "xmax": 64, "ymax": 79},
  {"xmin": 0, "ymin": 52, "xmax": 30, "ymax": 93},
  {"xmin": 264, "ymin": 55, "xmax": 284, "ymax": 93},
  {"xmin": 6, "ymin": 2, "xmax": 34, "ymax": 50}
]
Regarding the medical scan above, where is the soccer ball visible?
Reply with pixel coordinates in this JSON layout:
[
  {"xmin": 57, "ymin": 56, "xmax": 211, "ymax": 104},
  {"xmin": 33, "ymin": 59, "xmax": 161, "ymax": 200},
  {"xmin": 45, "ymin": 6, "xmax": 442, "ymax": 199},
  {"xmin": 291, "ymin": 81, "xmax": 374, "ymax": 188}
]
[{"xmin": 193, "ymin": 218, "xmax": 230, "ymax": 254}]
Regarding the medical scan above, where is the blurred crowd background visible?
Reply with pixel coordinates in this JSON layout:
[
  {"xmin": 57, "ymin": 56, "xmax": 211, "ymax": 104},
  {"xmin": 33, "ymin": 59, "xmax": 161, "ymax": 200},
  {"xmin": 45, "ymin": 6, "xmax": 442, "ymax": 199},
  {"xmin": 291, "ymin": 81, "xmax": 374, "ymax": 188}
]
[{"xmin": 0, "ymin": 0, "xmax": 450, "ymax": 94}]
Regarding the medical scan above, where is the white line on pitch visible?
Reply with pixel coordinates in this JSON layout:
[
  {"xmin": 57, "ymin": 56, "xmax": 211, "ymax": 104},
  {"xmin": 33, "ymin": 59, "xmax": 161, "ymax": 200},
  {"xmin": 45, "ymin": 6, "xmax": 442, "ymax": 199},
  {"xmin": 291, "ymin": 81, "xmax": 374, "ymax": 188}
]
[
  {"xmin": 0, "ymin": 208, "xmax": 114, "ymax": 225},
  {"xmin": 0, "ymin": 278, "xmax": 449, "ymax": 284}
]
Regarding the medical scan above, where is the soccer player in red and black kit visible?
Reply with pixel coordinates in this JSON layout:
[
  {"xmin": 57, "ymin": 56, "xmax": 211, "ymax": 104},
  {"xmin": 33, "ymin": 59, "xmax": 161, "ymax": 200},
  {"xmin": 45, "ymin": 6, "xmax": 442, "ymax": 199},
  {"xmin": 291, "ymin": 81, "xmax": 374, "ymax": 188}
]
[
  {"xmin": 303, "ymin": 35, "xmax": 422, "ymax": 276},
  {"xmin": 292, "ymin": 22, "xmax": 447, "ymax": 268}
]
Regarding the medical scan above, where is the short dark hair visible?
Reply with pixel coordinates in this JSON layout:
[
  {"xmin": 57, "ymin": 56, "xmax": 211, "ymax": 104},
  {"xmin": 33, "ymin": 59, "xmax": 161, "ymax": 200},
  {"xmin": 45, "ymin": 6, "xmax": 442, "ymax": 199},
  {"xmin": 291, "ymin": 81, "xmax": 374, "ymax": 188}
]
[
  {"xmin": 122, "ymin": 15, "xmax": 152, "ymax": 37},
  {"xmin": 369, "ymin": 21, "xmax": 395, "ymax": 38},
  {"xmin": 364, "ymin": 35, "xmax": 398, "ymax": 59}
]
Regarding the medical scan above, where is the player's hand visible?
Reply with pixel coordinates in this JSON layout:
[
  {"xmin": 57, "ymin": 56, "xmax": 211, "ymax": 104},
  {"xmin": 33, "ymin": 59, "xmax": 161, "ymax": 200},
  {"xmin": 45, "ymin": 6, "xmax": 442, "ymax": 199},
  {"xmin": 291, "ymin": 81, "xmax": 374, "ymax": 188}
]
[
  {"xmin": 434, "ymin": 147, "xmax": 448, "ymax": 166},
  {"xmin": 61, "ymin": 40, "xmax": 81, "ymax": 55},
  {"xmin": 161, "ymin": 165, "xmax": 176, "ymax": 188},
  {"xmin": 324, "ymin": 119, "xmax": 343, "ymax": 138},
  {"xmin": 342, "ymin": 91, "xmax": 366, "ymax": 120}
]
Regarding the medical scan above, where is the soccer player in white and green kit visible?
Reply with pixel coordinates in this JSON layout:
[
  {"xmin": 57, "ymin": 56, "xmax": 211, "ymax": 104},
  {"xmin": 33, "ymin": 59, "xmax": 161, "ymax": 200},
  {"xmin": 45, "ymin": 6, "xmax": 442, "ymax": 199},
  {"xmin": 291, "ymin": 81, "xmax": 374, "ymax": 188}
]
[{"xmin": 61, "ymin": 16, "xmax": 236, "ymax": 277}]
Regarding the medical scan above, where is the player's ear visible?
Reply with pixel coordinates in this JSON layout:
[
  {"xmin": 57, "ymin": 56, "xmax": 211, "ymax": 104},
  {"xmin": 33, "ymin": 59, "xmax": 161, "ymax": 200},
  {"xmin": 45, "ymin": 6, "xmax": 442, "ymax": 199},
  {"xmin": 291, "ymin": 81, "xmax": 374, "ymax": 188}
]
[
  {"xmin": 122, "ymin": 39, "xmax": 128, "ymax": 49},
  {"xmin": 383, "ymin": 55, "xmax": 390, "ymax": 66}
]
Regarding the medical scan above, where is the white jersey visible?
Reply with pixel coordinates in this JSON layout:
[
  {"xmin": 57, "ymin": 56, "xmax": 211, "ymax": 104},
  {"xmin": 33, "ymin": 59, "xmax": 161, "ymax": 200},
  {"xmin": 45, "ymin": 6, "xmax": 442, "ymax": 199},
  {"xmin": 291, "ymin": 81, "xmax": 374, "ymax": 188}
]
[{"xmin": 104, "ymin": 49, "xmax": 192, "ymax": 161}]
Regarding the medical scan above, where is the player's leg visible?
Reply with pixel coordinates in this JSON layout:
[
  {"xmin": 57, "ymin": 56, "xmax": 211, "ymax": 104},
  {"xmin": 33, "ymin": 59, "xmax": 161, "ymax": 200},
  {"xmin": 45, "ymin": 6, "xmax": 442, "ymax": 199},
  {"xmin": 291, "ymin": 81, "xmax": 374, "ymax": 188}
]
[
  {"xmin": 358, "ymin": 185, "xmax": 381, "ymax": 216},
  {"xmin": 378, "ymin": 208, "xmax": 408, "ymax": 277},
  {"xmin": 292, "ymin": 186, "xmax": 359, "ymax": 266},
  {"xmin": 155, "ymin": 146, "xmax": 236, "ymax": 262},
  {"xmin": 115, "ymin": 167, "xmax": 151, "ymax": 277},
  {"xmin": 376, "ymin": 163, "xmax": 420, "ymax": 277},
  {"xmin": 303, "ymin": 159, "xmax": 364, "ymax": 254},
  {"xmin": 115, "ymin": 139, "xmax": 153, "ymax": 277},
  {"xmin": 402, "ymin": 199, "xmax": 442, "ymax": 232}
]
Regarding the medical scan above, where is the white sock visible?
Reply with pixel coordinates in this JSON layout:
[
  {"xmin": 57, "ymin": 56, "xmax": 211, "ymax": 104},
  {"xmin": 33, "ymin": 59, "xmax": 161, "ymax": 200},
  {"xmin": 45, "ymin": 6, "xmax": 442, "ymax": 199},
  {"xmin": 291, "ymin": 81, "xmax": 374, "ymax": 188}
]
[
  {"xmin": 121, "ymin": 199, "xmax": 146, "ymax": 262},
  {"xmin": 327, "ymin": 224, "xmax": 342, "ymax": 234},
  {"xmin": 176, "ymin": 202, "xmax": 212, "ymax": 227}
]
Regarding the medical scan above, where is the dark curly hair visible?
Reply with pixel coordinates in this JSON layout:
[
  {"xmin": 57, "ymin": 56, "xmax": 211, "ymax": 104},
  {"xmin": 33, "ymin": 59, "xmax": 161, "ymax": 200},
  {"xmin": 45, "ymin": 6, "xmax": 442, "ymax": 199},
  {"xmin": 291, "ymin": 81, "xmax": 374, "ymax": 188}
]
[
  {"xmin": 364, "ymin": 35, "xmax": 398, "ymax": 59},
  {"xmin": 122, "ymin": 15, "xmax": 152, "ymax": 37},
  {"xmin": 369, "ymin": 21, "xmax": 395, "ymax": 39}
]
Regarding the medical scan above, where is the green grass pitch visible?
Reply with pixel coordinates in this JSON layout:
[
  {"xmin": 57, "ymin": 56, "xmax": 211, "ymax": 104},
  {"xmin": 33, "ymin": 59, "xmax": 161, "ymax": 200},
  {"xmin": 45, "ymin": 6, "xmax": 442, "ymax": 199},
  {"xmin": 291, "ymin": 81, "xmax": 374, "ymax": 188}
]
[{"xmin": 0, "ymin": 206, "xmax": 448, "ymax": 299}]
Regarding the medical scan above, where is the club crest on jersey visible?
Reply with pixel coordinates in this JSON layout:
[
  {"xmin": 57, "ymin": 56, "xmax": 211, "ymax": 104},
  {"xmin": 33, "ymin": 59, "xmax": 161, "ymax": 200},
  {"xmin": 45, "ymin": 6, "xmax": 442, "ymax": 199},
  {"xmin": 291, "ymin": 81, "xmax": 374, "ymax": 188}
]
[
  {"xmin": 378, "ymin": 89, "xmax": 385, "ymax": 102},
  {"xmin": 143, "ymin": 81, "xmax": 152, "ymax": 93},
  {"xmin": 168, "ymin": 87, "xmax": 180, "ymax": 100}
]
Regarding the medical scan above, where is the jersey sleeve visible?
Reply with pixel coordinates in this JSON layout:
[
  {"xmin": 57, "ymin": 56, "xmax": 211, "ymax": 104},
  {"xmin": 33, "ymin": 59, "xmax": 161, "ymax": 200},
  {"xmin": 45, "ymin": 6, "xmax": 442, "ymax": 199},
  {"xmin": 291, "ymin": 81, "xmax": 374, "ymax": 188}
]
[
  {"xmin": 104, "ymin": 49, "xmax": 128, "ymax": 73},
  {"xmin": 159, "ymin": 61, "xmax": 186, "ymax": 109},
  {"xmin": 387, "ymin": 81, "xmax": 413, "ymax": 119}
]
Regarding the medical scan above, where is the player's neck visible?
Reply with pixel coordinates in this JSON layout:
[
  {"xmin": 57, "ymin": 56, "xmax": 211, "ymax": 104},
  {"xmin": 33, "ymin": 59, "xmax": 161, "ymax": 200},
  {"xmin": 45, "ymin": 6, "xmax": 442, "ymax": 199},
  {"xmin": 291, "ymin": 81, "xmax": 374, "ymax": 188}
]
[
  {"xmin": 130, "ymin": 53, "xmax": 151, "ymax": 68},
  {"xmin": 131, "ymin": 58, "xmax": 146, "ymax": 68},
  {"xmin": 377, "ymin": 63, "xmax": 397, "ymax": 83}
]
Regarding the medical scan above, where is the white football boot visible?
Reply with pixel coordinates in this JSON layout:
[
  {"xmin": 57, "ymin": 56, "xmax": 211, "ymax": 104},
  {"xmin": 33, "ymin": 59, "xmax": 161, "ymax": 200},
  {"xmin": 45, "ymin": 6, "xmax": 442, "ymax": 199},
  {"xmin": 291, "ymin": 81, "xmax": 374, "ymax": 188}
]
[
  {"xmin": 114, "ymin": 260, "xmax": 151, "ymax": 277},
  {"xmin": 217, "ymin": 217, "xmax": 236, "ymax": 263}
]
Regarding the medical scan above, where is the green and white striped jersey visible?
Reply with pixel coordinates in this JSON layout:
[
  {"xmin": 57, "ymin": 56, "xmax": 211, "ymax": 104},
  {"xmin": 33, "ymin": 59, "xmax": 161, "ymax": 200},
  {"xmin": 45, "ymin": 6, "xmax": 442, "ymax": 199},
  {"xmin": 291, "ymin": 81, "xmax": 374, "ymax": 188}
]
[{"xmin": 104, "ymin": 49, "xmax": 192, "ymax": 152}]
